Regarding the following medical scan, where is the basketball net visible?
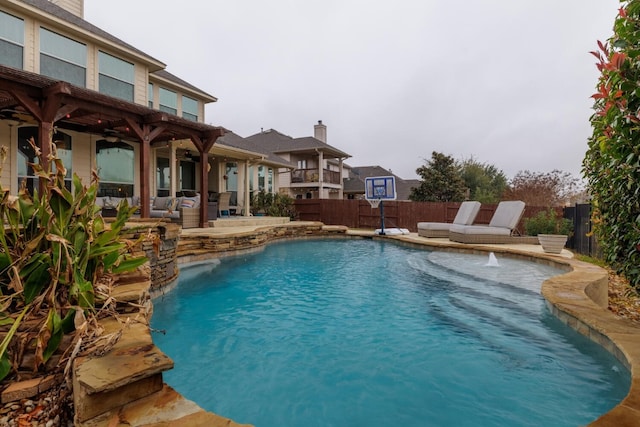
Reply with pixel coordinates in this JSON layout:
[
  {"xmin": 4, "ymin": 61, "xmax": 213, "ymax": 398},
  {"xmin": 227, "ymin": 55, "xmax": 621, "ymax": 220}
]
[{"xmin": 367, "ymin": 198, "xmax": 381, "ymax": 209}]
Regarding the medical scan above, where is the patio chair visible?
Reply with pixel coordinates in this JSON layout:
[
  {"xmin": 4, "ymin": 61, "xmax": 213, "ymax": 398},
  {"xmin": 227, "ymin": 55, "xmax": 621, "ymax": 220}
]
[
  {"xmin": 448, "ymin": 200, "xmax": 533, "ymax": 244},
  {"xmin": 417, "ymin": 201, "xmax": 481, "ymax": 238},
  {"xmin": 218, "ymin": 191, "xmax": 231, "ymax": 217}
]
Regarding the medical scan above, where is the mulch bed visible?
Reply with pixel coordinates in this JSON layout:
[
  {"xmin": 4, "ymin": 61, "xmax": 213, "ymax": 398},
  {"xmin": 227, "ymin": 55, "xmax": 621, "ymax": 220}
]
[{"xmin": 607, "ymin": 267, "xmax": 640, "ymax": 324}]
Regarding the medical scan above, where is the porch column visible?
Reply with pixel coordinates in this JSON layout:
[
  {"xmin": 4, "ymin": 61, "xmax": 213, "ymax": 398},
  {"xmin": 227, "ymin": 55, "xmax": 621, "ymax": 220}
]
[
  {"xmin": 243, "ymin": 161, "xmax": 250, "ymax": 217},
  {"xmin": 170, "ymin": 142, "xmax": 177, "ymax": 197},
  {"xmin": 317, "ymin": 150, "xmax": 324, "ymax": 199},
  {"xmin": 339, "ymin": 157, "xmax": 344, "ymax": 199},
  {"xmin": 139, "ymin": 136, "xmax": 151, "ymax": 218}
]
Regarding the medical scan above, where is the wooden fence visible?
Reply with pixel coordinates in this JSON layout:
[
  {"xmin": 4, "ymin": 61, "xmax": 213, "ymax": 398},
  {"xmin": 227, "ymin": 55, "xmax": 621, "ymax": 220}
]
[
  {"xmin": 293, "ymin": 199, "xmax": 599, "ymax": 257},
  {"xmin": 293, "ymin": 199, "xmax": 549, "ymax": 233}
]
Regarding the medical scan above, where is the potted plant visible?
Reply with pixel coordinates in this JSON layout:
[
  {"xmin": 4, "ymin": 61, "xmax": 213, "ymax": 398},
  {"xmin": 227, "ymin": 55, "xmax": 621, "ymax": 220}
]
[
  {"xmin": 524, "ymin": 208, "xmax": 574, "ymax": 254},
  {"xmin": 251, "ymin": 190, "xmax": 295, "ymax": 218}
]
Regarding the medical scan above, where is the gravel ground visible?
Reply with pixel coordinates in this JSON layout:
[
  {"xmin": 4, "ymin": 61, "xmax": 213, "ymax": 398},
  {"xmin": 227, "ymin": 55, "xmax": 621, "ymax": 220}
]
[{"xmin": 0, "ymin": 382, "xmax": 73, "ymax": 427}]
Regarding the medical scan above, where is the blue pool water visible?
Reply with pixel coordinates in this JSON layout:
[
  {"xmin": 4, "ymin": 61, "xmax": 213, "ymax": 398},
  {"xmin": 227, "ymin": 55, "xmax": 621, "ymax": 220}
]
[{"xmin": 151, "ymin": 239, "xmax": 630, "ymax": 427}]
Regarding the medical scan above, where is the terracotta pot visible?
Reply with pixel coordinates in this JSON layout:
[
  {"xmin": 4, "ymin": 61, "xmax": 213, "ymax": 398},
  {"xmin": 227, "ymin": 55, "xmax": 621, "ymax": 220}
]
[{"xmin": 538, "ymin": 234, "xmax": 568, "ymax": 254}]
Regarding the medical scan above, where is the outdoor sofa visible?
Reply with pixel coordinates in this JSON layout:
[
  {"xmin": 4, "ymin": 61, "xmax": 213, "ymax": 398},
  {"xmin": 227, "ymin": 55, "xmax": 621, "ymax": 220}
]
[
  {"xmin": 95, "ymin": 193, "xmax": 202, "ymax": 228},
  {"xmin": 417, "ymin": 201, "xmax": 481, "ymax": 238}
]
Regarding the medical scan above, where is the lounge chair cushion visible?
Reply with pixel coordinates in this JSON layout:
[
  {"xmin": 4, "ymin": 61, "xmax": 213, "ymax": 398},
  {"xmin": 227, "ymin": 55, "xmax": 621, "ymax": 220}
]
[
  {"xmin": 417, "ymin": 201, "xmax": 481, "ymax": 237},
  {"xmin": 449, "ymin": 223, "xmax": 512, "ymax": 236},
  {"xmin": 488, "ymin": 200, "xmax": 526, "ymax": 229},
  {"xmin": 452, "ymin": 201, "xmax": 482, "ymax": 225}
]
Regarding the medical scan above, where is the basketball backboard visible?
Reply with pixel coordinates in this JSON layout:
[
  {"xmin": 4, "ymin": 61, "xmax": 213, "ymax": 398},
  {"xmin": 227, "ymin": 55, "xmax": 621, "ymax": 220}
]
[{"xmin": 365, "ymin": 176, "xmax": 396, "ymax": 200}]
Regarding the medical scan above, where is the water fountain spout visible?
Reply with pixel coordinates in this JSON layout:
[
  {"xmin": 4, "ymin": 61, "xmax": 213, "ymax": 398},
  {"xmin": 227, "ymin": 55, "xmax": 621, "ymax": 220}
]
[{"xmin": 486, "ymin": 252, "xmax": 499, "ymax": 267}]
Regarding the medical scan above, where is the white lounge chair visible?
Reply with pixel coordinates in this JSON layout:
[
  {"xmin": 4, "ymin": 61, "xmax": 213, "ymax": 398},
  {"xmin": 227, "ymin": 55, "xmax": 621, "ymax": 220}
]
[
  {"xmin": 417, "ymin": 201, "xmax": 481, "ymax": 238},
  {"xmin": 448, "ymin": 200, "xmax": 535, "ymax": 244}
]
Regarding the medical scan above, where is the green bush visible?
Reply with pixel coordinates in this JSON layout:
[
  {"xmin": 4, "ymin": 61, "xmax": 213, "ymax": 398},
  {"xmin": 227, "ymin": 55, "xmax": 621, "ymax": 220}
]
[
  {"xmin": 524, "ymin": 209, "xmax": 573, "ymax": 236},
  {"xmin": 251, "ymin": 190, "xmax": 294, "ymax": 218},
  {"xmin": 0, "ymin": 137, "xmax": 146, "ymax": 381},
  {"xmin": 584, "ymin": 1, "xmax": 640, "ymax": 288}
]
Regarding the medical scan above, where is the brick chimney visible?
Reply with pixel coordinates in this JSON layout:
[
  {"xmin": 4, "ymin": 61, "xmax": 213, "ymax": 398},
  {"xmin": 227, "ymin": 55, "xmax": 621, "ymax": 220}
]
[
  {"xmin": 314, "ymin": 120, "xmax": 327, "ymax": 143},
  {"xmin": 49, "ymin": 0, "xmax": 84, "ymax": 18}
]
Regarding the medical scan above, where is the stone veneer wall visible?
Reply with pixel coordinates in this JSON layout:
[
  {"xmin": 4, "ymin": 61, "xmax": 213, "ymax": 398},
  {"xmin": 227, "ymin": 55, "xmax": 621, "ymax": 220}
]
[
  {"xmin": 119, "ymin": 220, "xmax": 181, "ymax": 294},
  {"xmin": 177, "ymin": 223, "xmax": 347, "ymax": 263}
]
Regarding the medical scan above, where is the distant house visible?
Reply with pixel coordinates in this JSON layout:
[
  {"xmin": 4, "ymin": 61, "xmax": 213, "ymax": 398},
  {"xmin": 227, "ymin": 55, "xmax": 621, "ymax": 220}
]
[
  {"xmin": 243, "ymin": 121, "xmax": 351, "ymax": 199},
  {"xmin": 343, "ymin": 165, "xmax": 420, "ymax": 201}
]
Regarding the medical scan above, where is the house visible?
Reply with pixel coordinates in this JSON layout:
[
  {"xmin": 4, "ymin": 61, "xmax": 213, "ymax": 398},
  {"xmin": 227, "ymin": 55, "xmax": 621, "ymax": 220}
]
[
  {"xmin": 343, "ymin": 165, "xmax": 419, "ymax": 200},
  {"xmin": 243, "ymin": 121, "xmax": 351, "ymax": 199},
  {"xmin": 212, "ymin": 131, "xmax": 295, "ymax": 214},
  {"xmin": 0, "ymin": 0, "xmax": 288, "ymax": 225}
]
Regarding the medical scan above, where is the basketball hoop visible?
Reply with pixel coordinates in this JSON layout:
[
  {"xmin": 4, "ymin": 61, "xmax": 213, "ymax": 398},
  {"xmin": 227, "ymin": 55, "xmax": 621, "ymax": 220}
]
[{"xmin": 367, "ymin": 198, "xmax": 381, "ymax": 209}]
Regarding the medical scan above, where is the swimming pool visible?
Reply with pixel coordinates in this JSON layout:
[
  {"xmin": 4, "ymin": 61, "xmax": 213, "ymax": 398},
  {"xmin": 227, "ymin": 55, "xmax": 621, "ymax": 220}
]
[{"xmin": 151, "ymin": 239, "xmax": 630, "ymax": 427}]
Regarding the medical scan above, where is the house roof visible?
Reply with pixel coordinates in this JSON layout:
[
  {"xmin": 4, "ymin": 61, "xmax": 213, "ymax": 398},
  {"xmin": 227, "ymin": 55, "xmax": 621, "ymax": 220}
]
[
  {"xmin": 216, "ymin": 131, "xmax": 295, "ymax": 169},
  {"xmin": 346, "ymin": 165, "xmax": 419, "ymax": 200},
  {"xmin": 150, "ymin": 70, "xmax": 217, "ymax": 103},
  {"xmin": 245, "ymin": 129, "xmax": 350, "ymax": 159},
  {"xmin": 10, "ymin": 0, "xmax": 216, "ymax": 101}
]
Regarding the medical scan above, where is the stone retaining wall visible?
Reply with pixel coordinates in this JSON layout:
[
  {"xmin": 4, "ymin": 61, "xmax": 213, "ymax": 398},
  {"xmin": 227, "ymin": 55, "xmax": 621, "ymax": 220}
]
[{"xmin": 119, "ymin": 220, "xmax": 181, "ymax": 294}]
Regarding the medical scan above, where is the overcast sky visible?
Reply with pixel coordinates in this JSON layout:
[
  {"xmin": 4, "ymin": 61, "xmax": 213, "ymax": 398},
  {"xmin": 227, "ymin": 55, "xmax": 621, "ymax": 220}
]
[{"xmin": 84, "ymin": 0, "xmax": 619, "ymax": 180}]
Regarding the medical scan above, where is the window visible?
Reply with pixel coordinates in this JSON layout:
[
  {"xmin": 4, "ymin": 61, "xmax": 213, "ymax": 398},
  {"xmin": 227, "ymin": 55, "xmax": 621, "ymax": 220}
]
[
  {"xmin": 268, "ymin": 167, "xmax": 273, "ymax": 192},
  {"xmin": 96, "ymin": 140, "xmax": 134, "ymax": 197},
  {"xmin": 148, "ymin": 83, "xmax": 154, "ymax": 108},
  {"xmin": 182, "ymin": 96, "xmax": 198, "ymax": 121},
  {"xmin": 40, "ymin": 28, "xmax": 86, "ymax": 86},
  {"xmin": 52, "ymin": 132, "xmax": 73, "ymax": 186},
  {"xmin": 159, "ymin": 88, "xmax": 177, "ymax": 115},
  {"xmin": 297, "ymin": 159, "xmax": 307, "ymax": 169},
  {"xmin": 17, "ymin": 127, "xmax": 72, "ymax": 192},
  {"xmin": 180, "ymin": 161, "xmax": 195, "ymax": 191},
  {"xmin": 0, "ymin": 11, "xmax": 24, "ymax": 69},
  {"xmin": 258, "ymin": 165, "xmax": 265, "ymax": 191},
  {"xmin": 98, "ymin": 51, "xmax": 134, "ymax": 101},
  {"xmin": 156, "ymin": 157, "xmax": 170, "ymax": 196},
  {"xmin": 17, "ymin": 127, "xmax": 39, "ymax": 195}
]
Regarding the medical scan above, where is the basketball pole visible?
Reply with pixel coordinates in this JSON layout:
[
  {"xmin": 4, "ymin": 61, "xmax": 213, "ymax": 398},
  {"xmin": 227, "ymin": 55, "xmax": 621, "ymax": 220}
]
[{"xmin": 379, "ymin": 199, "xmax": 385, "ymax": 235}]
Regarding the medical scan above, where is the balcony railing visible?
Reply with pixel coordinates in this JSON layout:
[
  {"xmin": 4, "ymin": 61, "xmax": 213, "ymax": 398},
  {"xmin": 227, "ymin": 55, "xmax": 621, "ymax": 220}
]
[{"xmin": 291, "ymin": 168, "xmax": 341, "ymax": 185}]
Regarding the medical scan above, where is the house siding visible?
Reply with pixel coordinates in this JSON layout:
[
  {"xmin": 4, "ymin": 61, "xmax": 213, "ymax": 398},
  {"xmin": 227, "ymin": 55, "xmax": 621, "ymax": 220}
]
[{"xmin": 49, "ymin": 0, "xmax": 83, "ymax": 18}]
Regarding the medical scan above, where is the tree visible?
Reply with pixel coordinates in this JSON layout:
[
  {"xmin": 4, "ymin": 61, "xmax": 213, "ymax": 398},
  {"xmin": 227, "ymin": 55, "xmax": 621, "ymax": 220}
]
[
  {"xmin": 458, "ymin": 156, "xmax": 507, "ymax": 203},
  {"xmin": 503, "ymin": 170, "xmax": 581, "ymax": 207},
  {"xmin": 584, "ymin": 2, "xmax": 640, "ymax": 288},
  {"xmin": 410, "ymin": 152, "xmax": 466, "ymax": 202}
]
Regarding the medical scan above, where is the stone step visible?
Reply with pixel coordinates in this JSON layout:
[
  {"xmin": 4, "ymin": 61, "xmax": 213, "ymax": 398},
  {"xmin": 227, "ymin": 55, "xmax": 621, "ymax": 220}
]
[
  {"xmin": 79, "ymin": 384, "xmax": 253, "ymax": 427},
  {"xmin": 209, "ymin": 216, "xmax": 290, "ymax": 228},
  {"xmin": 73, "ymin": 319, "xmax": 174, "ymax": 424}
]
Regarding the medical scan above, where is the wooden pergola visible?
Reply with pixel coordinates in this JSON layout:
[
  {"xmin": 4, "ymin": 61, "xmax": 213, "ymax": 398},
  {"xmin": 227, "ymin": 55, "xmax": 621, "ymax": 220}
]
[{"xmin": 0, "ymin": 65, "xmax": 225, "ymax": 227}]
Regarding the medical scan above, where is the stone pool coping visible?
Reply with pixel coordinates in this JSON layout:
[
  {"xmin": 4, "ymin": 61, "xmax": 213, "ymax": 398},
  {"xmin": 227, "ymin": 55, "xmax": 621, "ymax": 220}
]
[{"xmin": 172, "ymin": 224, "xmax": 640, "ymax": 426}]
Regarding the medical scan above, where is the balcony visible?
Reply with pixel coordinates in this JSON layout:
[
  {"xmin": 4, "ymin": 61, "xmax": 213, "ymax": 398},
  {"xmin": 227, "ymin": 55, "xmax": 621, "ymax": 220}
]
[{"xmin": 291, "ymin": 168, "xmax": 341, "ymax": 185}]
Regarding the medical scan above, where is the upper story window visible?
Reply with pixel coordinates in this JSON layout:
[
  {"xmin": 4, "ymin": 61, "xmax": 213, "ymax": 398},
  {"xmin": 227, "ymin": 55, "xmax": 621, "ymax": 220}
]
[
  {"xmin": 148, "ymin": 83, "xmax": 154, "ymax": 108},
  {"xmin": 0, "ymin": 11, "xmax": 24, "ymax": 69},
  {"xmin": 159, "ymin": 88, "xmax": 177, "ymax": 115},
  {"xmin": 40, "ymin": 28, "xmax": 86, "ymax": 86},
  {"xmin": 98, "ymin": 51, "xmax": 134, "ymax": 101},
  {"xmin": 182, "ymin": 96, "xmax": 198, "ymax": 122}
]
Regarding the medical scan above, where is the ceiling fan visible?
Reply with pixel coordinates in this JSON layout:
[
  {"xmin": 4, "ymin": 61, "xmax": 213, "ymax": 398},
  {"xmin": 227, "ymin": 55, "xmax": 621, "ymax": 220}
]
[
  {"xmin": 101, "ymin": 128, "xmax": 125, "ymax": 143},
  {"xmin": 0, "ymin": 109, "xmax": 31, "ymax": 124}
]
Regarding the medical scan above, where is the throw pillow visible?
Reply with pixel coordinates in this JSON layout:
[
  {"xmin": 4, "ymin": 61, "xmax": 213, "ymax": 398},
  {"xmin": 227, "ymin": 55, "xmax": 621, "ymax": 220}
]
[{"xmin": 181, "ymin": 197, "xmax": 197, "ymax": 209}]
